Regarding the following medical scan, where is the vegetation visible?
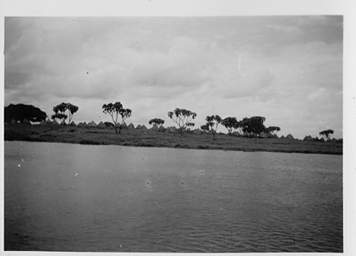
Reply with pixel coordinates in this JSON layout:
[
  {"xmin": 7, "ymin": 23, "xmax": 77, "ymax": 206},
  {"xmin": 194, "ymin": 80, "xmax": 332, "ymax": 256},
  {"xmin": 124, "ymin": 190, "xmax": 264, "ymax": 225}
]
[
  {"xmin": 319, "ymin": 129, "xmax": 334, "ymax": 140},
  {"xmin": 104, "ymin": 122, "xmax": 114, "ymax": 128},
  {"xmin": 4, "ymin": 123, "xmax": 342, "ymax": 155},
  {"xmin": 168, "ymin": 108, "xmax": 197, "ymax": 135},
  {"xmin": 5, "ymin": 104, "xmax": 47, "ymax": 123},
  {"xmin": 102, "ymin": 102, "xmax": 132, "ymax": 134},
  {"xmin": 265, "ymin": 126, "xmax": 281, "ymax": 136},
  {"xmin": 149, "ymin": 118, "xmax": 165, "ymax": 128},
  {"xmin": 200, "ymin": 123, "xmax": 210, "ymax": 133},
  {"xmin": 51, "ymin": 103, "xmax": 79, "ymax": 124},
  {"xmin": 240, "ymin": 116, "xmax": 266, "ymax": 137},
  {"xmin": 220, "ymin": 116, "xmax": 280, "ymax": 138},
  {"xmin": 51, "ymin": 113, "xmax": 67, "ymax": 124},
  {"xmin": 221, "ymin": 117, "xmax": 239, "ymax": 135},
  {"xmin": 186, "ymin": 122, "xmax": 195, "ymax": 131},
  {"xmin": 4, "ymin": 102, "xmax": 341, "ymax": 154},
  {"xmin": 205, "ymin": 115, "xmax": 222, "ymax": 139}
]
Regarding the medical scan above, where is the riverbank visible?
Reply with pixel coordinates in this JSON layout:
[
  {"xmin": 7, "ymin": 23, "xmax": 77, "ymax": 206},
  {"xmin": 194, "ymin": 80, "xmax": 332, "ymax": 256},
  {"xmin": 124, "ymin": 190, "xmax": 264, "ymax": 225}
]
[{"xmin": 4, "ymin": 124, "xmax": 342, "ymax": 155}]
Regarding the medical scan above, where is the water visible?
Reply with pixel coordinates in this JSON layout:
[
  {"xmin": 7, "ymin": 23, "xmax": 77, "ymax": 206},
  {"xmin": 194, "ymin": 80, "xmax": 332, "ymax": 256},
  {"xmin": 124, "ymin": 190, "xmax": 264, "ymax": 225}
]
[{"xmin": 5, "ymin": 141, "xmax": 343, "ymax": 252}]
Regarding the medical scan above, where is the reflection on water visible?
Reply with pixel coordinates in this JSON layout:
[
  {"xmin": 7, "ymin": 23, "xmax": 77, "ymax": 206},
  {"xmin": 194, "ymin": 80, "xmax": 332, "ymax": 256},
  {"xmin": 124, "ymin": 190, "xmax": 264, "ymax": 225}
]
[{"xmin": 5, "ymin": 141, "xmax": 342, "ymax": 252}]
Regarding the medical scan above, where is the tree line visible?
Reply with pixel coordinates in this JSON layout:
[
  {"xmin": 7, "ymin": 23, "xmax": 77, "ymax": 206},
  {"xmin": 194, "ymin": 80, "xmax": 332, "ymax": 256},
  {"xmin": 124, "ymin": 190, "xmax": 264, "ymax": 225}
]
[{"xmin": 4, "ymin": 102, "xmax": 336, "ymax": 140}]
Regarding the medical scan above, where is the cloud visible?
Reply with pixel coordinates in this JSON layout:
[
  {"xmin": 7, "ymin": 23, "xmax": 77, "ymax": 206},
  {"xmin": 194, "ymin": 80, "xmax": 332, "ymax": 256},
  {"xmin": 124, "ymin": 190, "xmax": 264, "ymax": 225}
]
[{"xmin": 4, "ymin": 16, "xmax": 342, "ymax": 138}]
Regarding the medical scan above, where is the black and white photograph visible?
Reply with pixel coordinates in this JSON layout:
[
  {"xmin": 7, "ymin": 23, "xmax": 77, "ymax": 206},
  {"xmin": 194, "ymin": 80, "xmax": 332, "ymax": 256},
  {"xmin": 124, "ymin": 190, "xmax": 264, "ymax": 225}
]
[{"xmin": 2, "ymin": 0, "xmax": 355, "ymax": 254}]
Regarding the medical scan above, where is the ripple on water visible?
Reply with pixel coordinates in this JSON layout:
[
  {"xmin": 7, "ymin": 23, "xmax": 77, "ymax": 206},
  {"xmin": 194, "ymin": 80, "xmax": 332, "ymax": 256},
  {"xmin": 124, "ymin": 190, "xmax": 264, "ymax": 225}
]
[{"xmin": 5, "ymin": 142, "xmax": 343, "ymax": 252}]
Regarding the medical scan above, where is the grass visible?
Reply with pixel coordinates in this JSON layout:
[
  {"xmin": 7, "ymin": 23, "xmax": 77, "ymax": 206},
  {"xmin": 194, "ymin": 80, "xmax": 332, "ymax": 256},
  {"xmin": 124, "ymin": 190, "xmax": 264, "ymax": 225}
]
[{"xmin": 4, "ymin": 124, "xmax": 342, "ymax": 155}]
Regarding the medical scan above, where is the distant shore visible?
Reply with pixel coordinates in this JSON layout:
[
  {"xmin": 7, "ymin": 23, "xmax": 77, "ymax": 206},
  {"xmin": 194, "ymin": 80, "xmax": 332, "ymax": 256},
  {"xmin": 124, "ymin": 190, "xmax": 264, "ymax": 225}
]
[{"xmin": 5, "ymin": 124, "xmax": 342, "ymax": 155}]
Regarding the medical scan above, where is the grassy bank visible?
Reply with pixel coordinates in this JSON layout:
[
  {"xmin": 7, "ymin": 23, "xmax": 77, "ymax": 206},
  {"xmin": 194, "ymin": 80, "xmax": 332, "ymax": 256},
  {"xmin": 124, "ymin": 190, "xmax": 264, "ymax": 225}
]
[{"xmin": 5, "ymin": 124, "xmax": 342, "ymax": 155}]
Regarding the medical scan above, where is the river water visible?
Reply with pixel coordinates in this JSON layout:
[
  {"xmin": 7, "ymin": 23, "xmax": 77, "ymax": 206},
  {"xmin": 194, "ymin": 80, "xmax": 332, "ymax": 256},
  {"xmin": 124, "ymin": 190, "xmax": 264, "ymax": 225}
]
[{"xmin": 5, "ymin": 141, "xmax": 342, "ymax": 252}]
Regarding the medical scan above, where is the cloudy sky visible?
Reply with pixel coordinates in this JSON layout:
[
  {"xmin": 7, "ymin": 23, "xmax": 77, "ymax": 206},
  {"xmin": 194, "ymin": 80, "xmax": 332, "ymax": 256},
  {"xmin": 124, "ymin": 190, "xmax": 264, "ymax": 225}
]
[{"xmin": 5, "ymin": 16, "xmax": 342, "ymax": 138}]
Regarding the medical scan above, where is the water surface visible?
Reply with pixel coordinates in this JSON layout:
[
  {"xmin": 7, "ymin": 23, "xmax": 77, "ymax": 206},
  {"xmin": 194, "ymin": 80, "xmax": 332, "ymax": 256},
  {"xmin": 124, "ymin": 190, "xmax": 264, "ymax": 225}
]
[{"xmin": 5, "ymin": 141, "xmax": 343, "ymax": 252}]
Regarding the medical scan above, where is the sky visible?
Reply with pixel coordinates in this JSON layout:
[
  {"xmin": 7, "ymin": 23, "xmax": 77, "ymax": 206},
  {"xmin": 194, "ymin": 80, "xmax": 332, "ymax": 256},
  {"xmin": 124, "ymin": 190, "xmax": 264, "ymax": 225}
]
[{"xmin": 4, "ymin": 16, "xmax": 343, "ymax": 138}]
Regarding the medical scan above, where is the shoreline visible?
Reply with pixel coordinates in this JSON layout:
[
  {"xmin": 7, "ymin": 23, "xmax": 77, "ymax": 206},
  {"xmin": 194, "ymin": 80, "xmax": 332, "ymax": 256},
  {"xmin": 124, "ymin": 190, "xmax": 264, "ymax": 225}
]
[
  {"xmin": 4, "ymin": 124, "xmax": 343, "ymax": 155},
  {"xmin": 5, "ymin": 138, "xmax": 343, "ymax": 155}
]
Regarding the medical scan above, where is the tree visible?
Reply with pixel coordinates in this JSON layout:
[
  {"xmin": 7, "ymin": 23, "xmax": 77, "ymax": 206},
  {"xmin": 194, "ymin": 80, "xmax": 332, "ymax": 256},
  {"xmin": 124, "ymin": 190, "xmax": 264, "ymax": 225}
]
[
  {"xmin": 5, "ymin": 104, "xmax": 47, "ymax": 123},
  {"xmin": 266, "ymin": 126, "xmax": 281, "ymax": 136},
  {"xmin": 67, "ymin": 104, "xmax": 79, "ymax": 123},
  {"xmin": 221, "ymin": 117, "xmax": 239, "ymax": 135},
  {"xmin": 186, "ymin": 122, "xmax": 195, "ymax": 131},
  {"xmin": 119, "ymin": 108, "xmax": 132, "ymax": 126},
  {"xmin": 102, "ymin": 102, "xmax": 132, "ymax": 134},
  {"xmin": 52, "ymin": 103, "xmax": 79, "ymax": 124},
  {"xmin": 319, "ymin": 129, "xmax": 334, "ymax": 140},
  {"xmin": 104, "ymin": 121, "xmax": 115, "ymax": 128},
  {"xmin": 148, "ymin": 118, "xmax": 165, "ymax": 127},
  {"xmin": 200, "ymin": 124, "xmax": 210, "ymax": 133},
  {"xmin": 205, "ymin": 115, "xmax": 222, "ymax": 139},
  {"xmin": 51, "ymin": 113, "xmax": 67, "ymax": 124},
  {"xmin": 240, "ymin": 116, "xmax": 266, "ymax": 137},
  {"xmin": 168, "ymin": 108, "xmax": 197, "ymax": 134}
]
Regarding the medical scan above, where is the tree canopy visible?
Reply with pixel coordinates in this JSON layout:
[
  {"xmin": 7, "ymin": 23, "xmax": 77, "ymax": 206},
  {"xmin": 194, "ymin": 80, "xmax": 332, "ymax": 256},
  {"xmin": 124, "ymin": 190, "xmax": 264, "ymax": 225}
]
[
  {"xmin": 319, "ymin": 129, "xmax": 334, "ymax": 140},
  {"xmin": 119, "ymin": 108, "xmax": 132, "ymax": 124},
  {"xmin": 102, "ymin": 102, "xmax": 132, "ymax": 134},
  {"xmin": 149, "ymin": 118, "xmax": 165, "ymax": 127},
  {"xmin": 5, "ymin": 104, "xmax": 47, "ymax": 123},
  {"xmin": 52, "ymin": 102, "xmax": 79, "ymax": 124},
  {"xmin": 186, "ymin": 122, "xmax": 195, "ymax": 130},
  {"xmin": 51, "ymin": 113, "xmax": 68, "ymax": 124},
  {"xmin": 266, "ymin": 126, "xmax": 281, "ymax": 135},
  {"xmin": 200, "ymin": 123, "xmax": 210, "ymax": 132},
  {"xmin": 205, "ymin": 115, "xmax": 222, "ymax": 139},
  {"xmin": 168, "ymin": 108, "xmax": 197, "ymax": 134},
  {"xmin": 240, "ymin": 116, "xmax": 266, "ymax": 136},
  {"xmin": 221, "ymin": 117, "xmax": 240, "ymax": 135}
]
